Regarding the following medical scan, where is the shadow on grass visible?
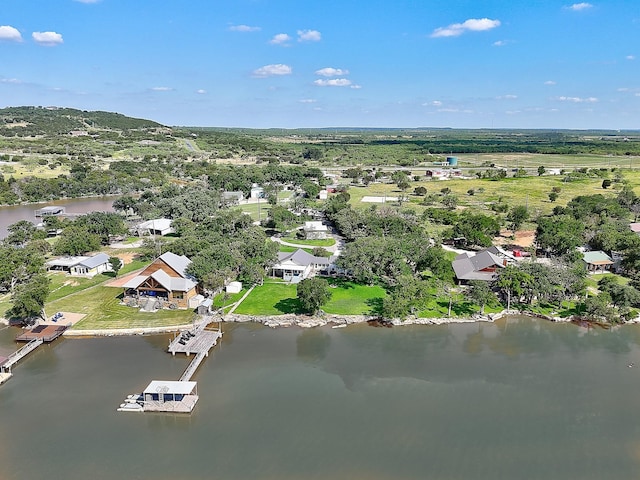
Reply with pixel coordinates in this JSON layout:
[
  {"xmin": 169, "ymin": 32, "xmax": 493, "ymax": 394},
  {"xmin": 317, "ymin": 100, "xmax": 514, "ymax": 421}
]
[
  {"xmin": 436, "ymin": 300, "xmax": 478, "ymax": 317},
  {"xmin": 366, "ymin": 297, "xmax": 384, "ymax": 316},
  {"xmin": 326, "ymin": 277, "xmax": 356, "ymax": 289},
  {"xmin": 274, "ymin": 298, "xmax": 305, "ymax": 314}
]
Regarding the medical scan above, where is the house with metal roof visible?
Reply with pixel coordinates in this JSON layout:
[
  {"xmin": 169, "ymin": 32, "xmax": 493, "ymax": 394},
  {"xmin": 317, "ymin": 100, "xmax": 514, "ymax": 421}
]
[
  {"xmin": 135, "ymin": 218, "xmax": 174, "ymax": 237},
  {"xmin": 122, "ymin": 252, "xmax": 198, "ymax": 309},
  {"xmin": 270, "ymin": 249, "xmax": 333, "ymax": 283},
  {"xmin": 46, "ymin": 252, "xmax": 112, "ymax": 277},
  {"xmin": 583, "ymin": 251, "xmax": 614, "ymax": 273},
  {"xmin": 303, "ymin": 221, "xmax": 329, "ymax": 240},
  {"xmin": 452, "ymin": 249, "xmax": 508, "ymax": 283}
]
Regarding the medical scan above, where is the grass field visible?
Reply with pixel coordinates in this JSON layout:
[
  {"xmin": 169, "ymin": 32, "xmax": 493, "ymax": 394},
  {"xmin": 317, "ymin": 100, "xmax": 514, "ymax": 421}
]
[
  {"xmin": 233, "ymin": 278, "xmax": 386, "ymax": 316},
  {"xmin": 281, "ymin": 236, "xmax": 335, "ymax": 247},
  {"xmin": 46, "ymin": 285, "xmax": 193, "ymax": 330},
  {"xmin": 323, "ymin": 278, "xmax": 386, "ymax": 315},
  {"xmin": 233, "ymin": 281, "xmax": 300, "ymax": 315},
  {"xmin": 347, "ymin": 168, "xmax": 640, "ymax": 219}
]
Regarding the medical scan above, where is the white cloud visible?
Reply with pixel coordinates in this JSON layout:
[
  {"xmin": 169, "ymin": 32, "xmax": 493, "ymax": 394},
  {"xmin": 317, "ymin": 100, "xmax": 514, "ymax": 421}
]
[
  {"xmin": 229, "ymin": 24, "xmax": 260, "ymax": 32},
  {"xmin": 252, "ymin": 64, "xmax": 292, "ymax": 78},
  {"xmin": 350, "ymin": 84, "xmax": 362, "ymax": 89},
  {"xmin": 196, "ymin": 89, "xmax": 207, "ymax": 94},
  {"xmin": 299, "ymin": 99, "xmax": 317, "ymax": 103},
  {"xmin": 151, "ymin": 86, "xmax": 173, "ymax": 91},
  {"xmin": 0, "ymin": 26, "xmax": 22, "ymax": 42},
  {"xmin": 422, "ymin": 100, "xmax": 443, "ymax": 107},
  {"xmin": 269, "ymin": 33, "xmax": 291, "ymax": 45},
  {"xmin": 32, "ymin": 31, "xmax": 63, "ymax": 46},
  {"xmin": 74, "ymin": 0, "xmax": 101, "ymax": 3},
  {"xmin": 0, "ymin": 78, "xmax": 22, "ymax": 84},
  {"xmin": 567, "ymin": 3, "xmax": 593, "ymax": 11},
  {"xmin": 315, "ymin": 67, "xmax": 349, "ymax": 77},
  {"xmin": 493, "ymin": 40, "xmax": 507, "ymax": 47},
  {"xmin": 297, "ymin": 29, "xmax": 321, "ymax": 42},
  {"xmin": 431, "ymin": 18, "xmax": 501, "ymax": 38},
  {"xmin": 636, "ymin": 93, "xmax": 640, "ymax": 97},
  {"xmin": 314, "ymin": 78, "xmax": 352, "ymax": 87},
  {"xmin": 626, "ymin": 55, "xmax": 636, "ymax": 60},
  {"xmin": 556, "ymin": 96, "xmax": 598, "ymax": 103},
  {"xmin": 497, "ymin": 94, "xmax": 518, "ymax": 100},
  {"xmin": 544, "ymin": 80, "xmax": 557, "ymax": 85}
]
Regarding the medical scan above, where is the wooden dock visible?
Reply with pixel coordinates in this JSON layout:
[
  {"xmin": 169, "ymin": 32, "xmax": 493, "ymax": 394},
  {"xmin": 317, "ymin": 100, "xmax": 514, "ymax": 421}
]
[
  {"xmin": 1, "ymin": 338, "xmax": 44, "ymax": 374},
  {"xmin": 15, "ymin": 324, "xmax": 68, "ymax": 342},
  {"xmin": 118, "ymin": 317, "xmax": 222, "ymax": 413}
]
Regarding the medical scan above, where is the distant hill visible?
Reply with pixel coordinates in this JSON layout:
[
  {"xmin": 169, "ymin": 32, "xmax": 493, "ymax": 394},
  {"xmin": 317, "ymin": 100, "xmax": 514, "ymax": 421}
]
[{"xmin": 0, "ymin": 106, "xmax": 164, "ymax": 136}]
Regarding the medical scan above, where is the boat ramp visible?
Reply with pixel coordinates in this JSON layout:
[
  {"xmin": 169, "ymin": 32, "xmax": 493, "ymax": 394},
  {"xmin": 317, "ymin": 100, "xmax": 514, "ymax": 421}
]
[{"xmin": 118, "ymin": 317, "xmax": 222, "ymax": 414}]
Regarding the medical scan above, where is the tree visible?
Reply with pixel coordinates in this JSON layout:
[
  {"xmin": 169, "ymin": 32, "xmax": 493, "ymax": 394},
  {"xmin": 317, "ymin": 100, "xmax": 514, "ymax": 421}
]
[
  {"xmin": 495, "ymin": 265, "xmax": 533, "ymax": 310},
  {"xmin": 414, "ymin": 186, "xmax": 427, "ymax": 196},
  {"xmin": 602, "ymin": 179, "xmax": 612, "ymax": 189},
  {"xmin": 507, "ymin": 205, "xmax": 529, "ymax": 232},
  {"xmin": 6, "ymin": 220, "xmax": 42, "ymax": 246},
  {"xmin": 537, "ymin": 165, "xmax": 546, "ymax": 176},
  {"xmin": 109, "ymin": 256, "xmax": 122, "ymax": 277},
  {"xmin": 466, "ymin": 281, "xmax": 496, "ymax": 314},
  {"xmin": 53, "ymin": 226, "xmax": 101, "ymax": 256},
  {"xmin": 297, "ymin": 277, "xmax": 332, "ymax": 314},
  {"xmin": 548, "ymin": 191, "xmax": 559, "ymax": 202},
  {"xmin": 7, "ymin": 273, "xmax": 50, "ymax": 322}
]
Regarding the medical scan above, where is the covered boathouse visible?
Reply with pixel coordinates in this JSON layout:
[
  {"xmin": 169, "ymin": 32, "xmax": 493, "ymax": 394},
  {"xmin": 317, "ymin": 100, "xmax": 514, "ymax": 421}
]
[{"xmin": 142, "ymin": 380, "xmax": 199, "ymax": 413}]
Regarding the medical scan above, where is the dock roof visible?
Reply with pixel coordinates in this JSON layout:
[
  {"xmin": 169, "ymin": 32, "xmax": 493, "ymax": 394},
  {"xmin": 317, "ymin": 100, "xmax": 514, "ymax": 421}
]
[{"xmin": 144, "ymin": 380, "xmax": 197, "ymax": 395}]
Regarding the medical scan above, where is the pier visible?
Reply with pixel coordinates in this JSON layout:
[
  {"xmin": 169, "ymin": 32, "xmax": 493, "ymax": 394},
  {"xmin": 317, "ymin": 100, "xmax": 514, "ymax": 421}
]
[
  {"xmin": 118, "ymin": 316, "xmax": 222, "ymax": 413},
  {"xmin": 1, "ymin": 338, "xmax": 44, "ymax": 376},
  {"xmin": 1, "ymin": 324, "xmax": 68, "ymax": 386}
]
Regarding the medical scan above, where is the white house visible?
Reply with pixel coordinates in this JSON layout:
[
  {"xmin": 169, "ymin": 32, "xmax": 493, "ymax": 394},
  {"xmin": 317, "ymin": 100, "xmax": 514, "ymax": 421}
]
[
  {"xmin": 270, "ymin": 249, "xmax": 333, "ymax": 283},
  {"xmin": 46, "ymin": 252, "xmax": 112, "ymax": 277},
  {"xmin": 303, "ymin": 221, "xmax": 329, "ymax": 240},
  {"xmin": 135, "ymin": 218, "xmax": 174, "ymax": 237},
  {"xmin": 250, "ymin": 184, "xmax": 265, "ymax": 199}
]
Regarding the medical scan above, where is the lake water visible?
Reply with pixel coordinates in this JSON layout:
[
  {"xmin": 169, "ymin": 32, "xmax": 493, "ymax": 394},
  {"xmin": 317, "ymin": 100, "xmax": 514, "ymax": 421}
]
[
  {"xmin": 0, "ymin": 196, "xmax": 118, "ymax": 238},
  {"xmin": 2, "ymin": 318, "xmax": 640, "ymax": 480}
]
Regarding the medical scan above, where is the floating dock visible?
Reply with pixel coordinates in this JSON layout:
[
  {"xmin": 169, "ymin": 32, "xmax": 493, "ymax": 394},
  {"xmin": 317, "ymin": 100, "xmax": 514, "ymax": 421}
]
[{"xmin": 118, "ymin": 317, "xmax": 222, "ymax": 413}]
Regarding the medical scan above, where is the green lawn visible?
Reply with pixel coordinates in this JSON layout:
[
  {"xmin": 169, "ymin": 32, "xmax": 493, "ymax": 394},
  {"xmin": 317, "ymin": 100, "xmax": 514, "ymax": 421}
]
[
  {"xmin": 279, "ymin": 245, "xmax": 313, "ymax": 254},
  {"xmin": 323, "ymin": 278, "xmax": 386, "ymax": 315},
  {"xmin": 46, "ymin": 285, "xmax": 193, "ymax": 330},
  {"xmin": 281, "ymin": 236, "xmax": 336, "ymax": 247},
  {"xmin": 213, "ymin": 289, "xmax": 248, "ymax": 309},
  {"xmin": 46, "ymin": 272, "xmax": 114, "ymax": 302},
  {"xmin": 233, "ymin": 281, "xmax": 301, "ymax": 315},
  {"xmin": 234, "ymin": 278, "xmax": 386, "ymax": 316}
]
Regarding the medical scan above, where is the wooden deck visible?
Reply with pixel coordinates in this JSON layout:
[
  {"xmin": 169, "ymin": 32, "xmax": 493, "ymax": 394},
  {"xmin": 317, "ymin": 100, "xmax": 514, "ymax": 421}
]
[
  {"xmin": 168, "ymin": 330, "xmax": 222, "ymax": 356},
  {"xmin": 15, "ymin": 325, "xmax": 68, "ymax": 342}
]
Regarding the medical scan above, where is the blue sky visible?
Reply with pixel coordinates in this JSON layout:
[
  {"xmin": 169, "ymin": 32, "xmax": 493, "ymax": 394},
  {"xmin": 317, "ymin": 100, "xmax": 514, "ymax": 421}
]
[{"xmin": 1, "ymin": 0, "xmax": 639, "ymax": 129}]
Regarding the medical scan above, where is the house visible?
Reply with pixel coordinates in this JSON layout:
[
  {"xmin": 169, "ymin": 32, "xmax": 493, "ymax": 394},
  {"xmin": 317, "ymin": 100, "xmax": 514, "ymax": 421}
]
[
  {"xmin": 583, "ymin": 251, "xmax": 614, "ymax": 273},
  {"xmin": 135, "ymin": 218, "xmax": 174, "ymax": 237},
  {"xmin": 222, "ymin": 191, "xmax": 244, "ymax": 205},
  {"xmin": 270, "ymin": 249, "xmax": 333, "ymax": 283},
  {"xmin": 46, "ymin": 253, "xmax": 112, "ymax": 277},
  {"xmin": 303, "ymin": 221, "xmax": 329, "ymax": 240},
  {"xmin": 318, "ymin": 189, "xmax": 328, "ymax": 200},
  {"xmin": 250, "ymin": 184, "xmax": 265, "ymax": 199},
  {"xmin": 452, "ymin": 248, "xmax": 508, "ymax": 282},
  {"xmin": 122, "ymin": 252, "xmax": 198, "ymax": 309}
]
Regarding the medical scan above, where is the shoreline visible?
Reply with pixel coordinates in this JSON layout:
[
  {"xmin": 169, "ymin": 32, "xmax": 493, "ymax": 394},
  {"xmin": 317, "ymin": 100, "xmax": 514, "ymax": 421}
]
[{"xmin": 0, "ymin": 309, "xmax": 620, "ymax": 338}]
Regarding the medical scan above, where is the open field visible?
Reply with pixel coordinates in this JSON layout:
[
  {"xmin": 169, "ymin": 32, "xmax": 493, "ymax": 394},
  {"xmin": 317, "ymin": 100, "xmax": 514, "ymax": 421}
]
[
  {"xmin": 347, "ymin": 169, "xmax": 640, "ymax": 218},
  {"xmin": 46, "ymin": 285, "xmax": 193, "ymax": 330}
]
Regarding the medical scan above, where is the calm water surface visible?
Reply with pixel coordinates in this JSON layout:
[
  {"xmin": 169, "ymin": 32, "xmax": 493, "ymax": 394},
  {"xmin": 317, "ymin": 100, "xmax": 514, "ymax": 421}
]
[
  {"xmin": 2, "ymin": 318, "xmax": 640, "ymax": 480},
  {"xmin": 0, "ymin": 196, "xmax": 118, "ymax": 238}
]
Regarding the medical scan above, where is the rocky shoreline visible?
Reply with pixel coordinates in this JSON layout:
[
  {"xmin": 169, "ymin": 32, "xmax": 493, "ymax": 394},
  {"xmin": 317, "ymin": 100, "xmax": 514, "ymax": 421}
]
[{"xmin": 223, "ymin": 309, "xmax": 574, "ymax": 329}]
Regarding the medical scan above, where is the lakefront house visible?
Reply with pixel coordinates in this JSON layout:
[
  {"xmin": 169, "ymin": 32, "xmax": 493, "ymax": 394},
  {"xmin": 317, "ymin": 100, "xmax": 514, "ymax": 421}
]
[{"xmin": 122, "ymin": 252, "xmax": 198, "ymax": 310}]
